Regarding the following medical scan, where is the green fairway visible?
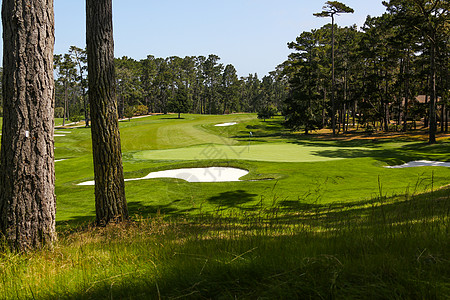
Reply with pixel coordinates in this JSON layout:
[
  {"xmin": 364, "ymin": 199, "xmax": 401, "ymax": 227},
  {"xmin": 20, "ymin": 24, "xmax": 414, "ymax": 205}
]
[
  {"xmin": 118, "ymin": 114, "xmax": 255, "ymax": 150},
  {"xmin": 2, "ymin": 113, "xmax": 450, "ymax": 299},
  {"xmin": 45, "ymin": 113, "xmax": 450, "ymax": 223},
  {"xmin": 134, "ymin": 143, "xmax": 369, "ymax": 162},
  {"xmin": 3, "ymin": 113, "xmax": 450, "ymax": 223}
]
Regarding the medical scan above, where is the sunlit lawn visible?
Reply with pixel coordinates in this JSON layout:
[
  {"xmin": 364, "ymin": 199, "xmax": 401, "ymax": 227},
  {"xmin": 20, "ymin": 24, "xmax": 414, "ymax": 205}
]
[
  {"xmin": 52, "ymin": 113, "xmax": 450, "ymax": 224},
  {"xmin": 1, "ymin": 113, "xmax": 449, "ymax": 299}
]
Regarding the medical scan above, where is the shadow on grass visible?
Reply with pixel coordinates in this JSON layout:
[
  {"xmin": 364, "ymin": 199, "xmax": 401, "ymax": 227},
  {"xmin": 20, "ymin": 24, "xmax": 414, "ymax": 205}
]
[
  {"xmin": 229, "ymin": 117, "xmax": 450, "ymax": 165},
  {"xmin": 54, "ymin": 187, "xmax": 450, "ymax": 299},
  {"xmin": 56, "ymin": 215, "xmax": 96, "ymax": 231},
  {"xmin": 127, "ymin": 200, "xmax": 198, "ymax": 217},
  {"xmin": 55, "ymin": 199, "xmax": 198, "ymax": 229},
  {"xmin": 207, "ymin": 190, "xmax": 258, "ymax": 209}
]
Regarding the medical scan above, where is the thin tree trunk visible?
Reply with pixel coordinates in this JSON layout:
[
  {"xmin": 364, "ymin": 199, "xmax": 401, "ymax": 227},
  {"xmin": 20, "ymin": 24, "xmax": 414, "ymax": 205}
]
[
  {"xmin": 403, "ymin": 54, "xmax": 410, "ymax": 132},
  {"xmin": 441, "ymin": 103, "xmax": 445, "ymax": 133},
  {"xmin": 79, "ymin": 66, "xmax": 89, "ymax": 127},
  {"xmin": 429, "ymin": 39, "xmax": 437, "ymax": 144},
  {"xmin": 322, "ymin": 87, "xmax": 327, "ymax": 128},
  {"xmin": 446, "ymin": 109, "xmax": 449, "ymax": 133},
  {"xmin": 0, "ymin": 0, "xmax": 56, "ymax": 251},
  {"xmin": 331, "ymin": 16, "xmax": 336, "ymax": 135},
  {"xmin": 86, "ymin": 0, "xmax": 128, "ymax": 226},
  {"xmin": 384, "ymin": 71, "xmax": 390, "ymax": 132},
  {"xmin": 63, "ymin": 79, "xmax": 68, "ymax": 126},
  {"xmin": 424, "ymin": 77, "xmax": 429, "ymax": 128}
]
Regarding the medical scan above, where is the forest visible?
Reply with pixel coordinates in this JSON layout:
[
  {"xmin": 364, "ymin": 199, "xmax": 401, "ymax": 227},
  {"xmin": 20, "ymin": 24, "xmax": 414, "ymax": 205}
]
[{"xmin": 52, "ymin": 50, "xmax": 287, "ymax": 123}]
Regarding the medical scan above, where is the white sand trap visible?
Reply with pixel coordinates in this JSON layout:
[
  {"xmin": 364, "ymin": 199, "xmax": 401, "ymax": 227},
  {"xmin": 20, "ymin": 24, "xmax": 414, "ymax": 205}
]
[
  {"xmin": 385, "ymin": 160, "xmax": 450, "ymax": 168},
  {"xmin": 215, "ymin": 122, "xmax": 237, "ymax": 127},
  {"xmin": 78, "ymin": 167, "xmax": 249, "ymax": 186},
  {"xmin": 55, "ymin": 131, "xmax": 72, "ymax": 134},
  {"xmin": 55, "ymin": 159, "xmax": 67, "ymax": 162},
  {"xmin": 54, "ymin": 134, "xmax": 66, "ymax": 137}
]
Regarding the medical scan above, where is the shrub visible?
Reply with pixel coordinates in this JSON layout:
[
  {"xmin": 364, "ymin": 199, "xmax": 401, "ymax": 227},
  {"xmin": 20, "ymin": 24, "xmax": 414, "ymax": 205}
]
[
  {"xmin": 135, "ymin": 105, "xmax": 148, "ymax": 116},
  {"xmin": 124, "ymin": 106, "xmax": 136, "ymax": 120},
  {"xmin": 55, "ymin": 107, "xmax": 64, "ymax": 118},
  {"xmin": 70, "ymin": 115, "xmax": 83, "ymax": 123},
  {"xmin": 257, "ymin": 105, "xmax": 277, "ymax": 121}
]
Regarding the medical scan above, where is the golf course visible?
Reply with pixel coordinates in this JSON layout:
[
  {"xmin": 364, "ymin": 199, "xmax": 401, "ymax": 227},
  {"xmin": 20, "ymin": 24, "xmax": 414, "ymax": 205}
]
[
  {"xmin": 2, "ymin": 113, "xmax": 450, "ymax": 298},
  {"xmin": 50, "ymin": 114, "xmax": 450, "ymax": 224},
  {"xmin": 1, "ymin": 0, "xmax": 449, "ymax": 297}
]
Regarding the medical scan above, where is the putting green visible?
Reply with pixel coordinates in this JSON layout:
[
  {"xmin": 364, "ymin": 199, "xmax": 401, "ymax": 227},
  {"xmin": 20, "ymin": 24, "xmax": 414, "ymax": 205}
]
[{"xmin": 134, "ymin": 143, "xmax": 368, "ymax": 162}]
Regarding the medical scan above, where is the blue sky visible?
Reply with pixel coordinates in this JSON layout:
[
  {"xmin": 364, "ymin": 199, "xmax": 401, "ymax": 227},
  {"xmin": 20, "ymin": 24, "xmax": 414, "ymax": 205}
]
[{"xmin": 1, "ymin": 0, "xmax": 387, "ymax": 77}]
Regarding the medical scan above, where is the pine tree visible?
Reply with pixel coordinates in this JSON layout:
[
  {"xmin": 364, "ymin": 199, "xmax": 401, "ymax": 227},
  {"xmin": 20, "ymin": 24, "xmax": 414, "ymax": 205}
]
[
  {"xmin": 0, "ymin": 0, "xmax": 56, "ymax": 251},
  {"xmin": 86, "ymin": 0, "xmax": 128, "ymax": 225}
]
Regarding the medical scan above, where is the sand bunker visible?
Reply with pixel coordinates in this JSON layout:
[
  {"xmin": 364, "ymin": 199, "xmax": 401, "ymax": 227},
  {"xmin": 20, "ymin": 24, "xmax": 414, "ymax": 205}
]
[
  {"xmin": 78, "ymin": 167, "xmax": 249, "ymax": 186},
  {"xmin": 215, "ymin": 122, "xmax": 237, "ymax": 127},
  {"xmin": 385, "ymin": 160, "xmax": 450, "ymax": 168},
  {"xmin": 54, "ymin": 131, "xmax": 72, "ymax": 137}
]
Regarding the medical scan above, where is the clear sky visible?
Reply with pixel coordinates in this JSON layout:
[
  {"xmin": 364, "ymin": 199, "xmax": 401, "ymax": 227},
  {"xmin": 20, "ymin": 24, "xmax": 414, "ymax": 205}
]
[{"xmin": 0, "ymin": 0, "xmax": 387, "ymax": 77}]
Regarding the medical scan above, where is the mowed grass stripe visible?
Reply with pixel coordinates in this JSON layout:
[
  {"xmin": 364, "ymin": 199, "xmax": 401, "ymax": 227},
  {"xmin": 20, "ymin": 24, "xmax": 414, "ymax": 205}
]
[{"xmin": 119, "ymin": 114, "xmax": 255, "ymax": 150}]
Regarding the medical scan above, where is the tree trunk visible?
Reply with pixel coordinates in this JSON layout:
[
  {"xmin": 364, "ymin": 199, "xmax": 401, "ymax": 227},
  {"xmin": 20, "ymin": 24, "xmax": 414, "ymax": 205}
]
[
  {"xmin": 0, "ymin": 0, "xmax": 56, "ymax": 251},
  {"xmin": 441, "ymin": 103, "xmax": 445, "ymax": 133},
  {"xmin": 428, "ymin": 39, "xmax": 437, "ymax": 144},
  {"xmin": 384, "ymin": 71, "xmax": 390, "ymax": 132},
  {"xmin": 403, "ymin": 54, "xmax": 410, "ymax": 132},
  {"xmin": 80, "ymin": 68, "xmax": 89, "ymax": 127},
  {"xmin": 331, "ymin": 15, "xmax": 336, "ymax": 135},
  {"xmin": 322, "ymin": 87, "xmax": 327, "ymax": 128},
  {"xmin": 446, "ymin": 109, "xmax": 449, "ymax": 133},
  {"xmin": 86, "ymin": 0, "xmax": 128, "ymax": 226}
]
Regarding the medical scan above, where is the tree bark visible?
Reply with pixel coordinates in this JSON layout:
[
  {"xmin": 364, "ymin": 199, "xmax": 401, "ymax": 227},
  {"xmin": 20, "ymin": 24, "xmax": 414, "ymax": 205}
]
[
  {"xmin": 429, "ymin": 39, "xmax": 437, "ymax": 144},
  {"xmin": 0, "ymin": 0, "xmax": 56, "ymax": 251},
  {"xmin": 403, "ymin": 54, "xmax": 410, "ymax": 132},
  {"xmin": 86, "ymin": 0, "xmax": 128, "ymax": 226},
  {"xmin": 331, "ymin": 15, "xmax": 336, "ymax": 135}
]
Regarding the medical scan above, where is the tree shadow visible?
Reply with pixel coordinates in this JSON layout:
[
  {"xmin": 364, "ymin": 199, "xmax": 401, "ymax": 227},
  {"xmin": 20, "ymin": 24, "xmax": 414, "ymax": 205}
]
[
  {"xmin": 55, "ymin": 199, "xmax": 199, "ymax": 229},
  {"xmin": 127, "ymin": 200, "xmax": 197, "ymax": 217},
  {"xmin": 56, "ymin": 215, "xmax": 96, "ymax": 231},
  {"xmin": 207, "ymin": 190, "xmax": 258, "ymax": 209},
  {"xmin": 53, "ymin": 187, "xmax": 450, "ymax": 299}
]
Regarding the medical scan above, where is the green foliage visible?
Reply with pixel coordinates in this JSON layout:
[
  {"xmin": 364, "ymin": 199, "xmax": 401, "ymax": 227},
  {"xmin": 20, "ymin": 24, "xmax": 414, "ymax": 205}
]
[
  {"xmin": 314, "ymin": 1, "xmax": 354, "ymax": 17},
  {"xmin": 257, "ymin": 104, "xmax": 277, "ymax": 121},
  {"xmin": 54, "ymin": 107, "xmax": 64, "ymax": 118},
  {"xmin": 134, "ymin": 105, "xmax": 148, "ymax": 116},
  {"xmin": 55, "ymin": 48, "xmax": 289, "ymax": 118},
  {"xmin": 69, "ymin": 115, "xmax": 83, "ymax": 123},
  {"xmin": 283, "ymin": 1, "xmax": 449, "ymax": 135},
  {"xmin": 167, "ymin": 87, "xmax": 192, "ymax": 118},
  {"xmin": 124, "ymin": 105, "xmax": 136, "ymax": 120}
]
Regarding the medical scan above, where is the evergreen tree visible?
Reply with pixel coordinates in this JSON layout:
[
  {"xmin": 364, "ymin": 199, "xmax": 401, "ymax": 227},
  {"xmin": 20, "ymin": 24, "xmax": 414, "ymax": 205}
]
[
  {"xmin": 86, "ymin": 0, "xmax": 128, "ymax": 226},
  {"xmin": 0, "ymin": 0, "xmax": 56, "ymax": 251},
  {"xmin": 314, "ymin": 1, "xmax": 354, "ymax": 135}
]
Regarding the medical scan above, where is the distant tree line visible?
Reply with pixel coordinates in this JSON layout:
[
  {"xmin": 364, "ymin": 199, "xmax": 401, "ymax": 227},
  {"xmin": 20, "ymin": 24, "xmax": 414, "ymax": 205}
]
[
  {"xmin": 282, "ymin": 0, "xmax": 449, "ymax": 143},
  {"xmin": 50, "ymin": 52, "xmax": 288, "ymax": 121}
]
